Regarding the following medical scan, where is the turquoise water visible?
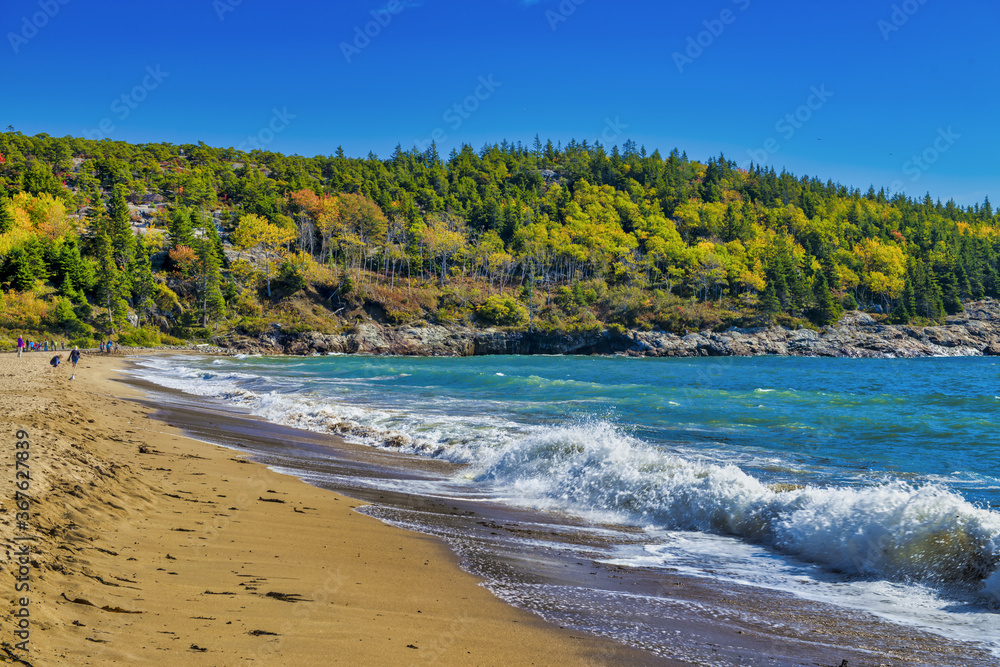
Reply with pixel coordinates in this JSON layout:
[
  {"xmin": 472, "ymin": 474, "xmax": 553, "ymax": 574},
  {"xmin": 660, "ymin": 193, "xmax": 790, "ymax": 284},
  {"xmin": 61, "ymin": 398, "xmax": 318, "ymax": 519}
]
[{"xmin": 131, "ymin": 353, "xmax": 1000, "ymax": 650}]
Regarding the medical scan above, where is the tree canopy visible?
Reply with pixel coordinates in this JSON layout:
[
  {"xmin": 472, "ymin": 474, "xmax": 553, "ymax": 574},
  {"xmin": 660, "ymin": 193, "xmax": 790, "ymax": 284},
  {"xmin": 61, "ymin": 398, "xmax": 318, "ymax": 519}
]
[{"xmin": 1, "ymin": 130, "xmax": 997, "ymax": 341}]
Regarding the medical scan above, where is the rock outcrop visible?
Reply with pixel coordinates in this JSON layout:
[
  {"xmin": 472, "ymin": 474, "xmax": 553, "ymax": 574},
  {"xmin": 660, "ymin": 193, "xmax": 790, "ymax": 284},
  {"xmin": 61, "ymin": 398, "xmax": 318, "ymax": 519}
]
[{"xmin": 213, "ymin": 300, "xmax": 1000, "ymax": 359}]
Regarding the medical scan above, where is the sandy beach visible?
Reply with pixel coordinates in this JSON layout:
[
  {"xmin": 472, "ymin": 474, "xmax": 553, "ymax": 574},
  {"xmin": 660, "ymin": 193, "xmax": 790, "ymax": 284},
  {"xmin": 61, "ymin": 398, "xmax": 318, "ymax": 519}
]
[{"xmin": 0, "ymin": 351, "xmax": 661, "ymax": 666}]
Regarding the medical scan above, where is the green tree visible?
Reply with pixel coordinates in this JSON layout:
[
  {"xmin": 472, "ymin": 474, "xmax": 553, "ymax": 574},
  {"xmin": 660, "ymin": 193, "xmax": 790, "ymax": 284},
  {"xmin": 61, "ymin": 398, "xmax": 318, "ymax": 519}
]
[
  {"xmin": 107, "ymin": 183, "xmax": 135, "ymax": 269},
  {"xmin": 195, "ymin": 236, "xmax": 226, "ymax": 326},
  {"xmin": 57, "ymin": 237, "xmax": 96, "ymax": 297},
  {"xmin": 4, "ymin": 236, "xmax": 48, "ymax": 290},
  {"xmin": 890, "ymin": 277, "xmax": 915, "ymax": 324},
  {"xmin": 809, "ymin": 271, "xmax": 841, "ymax": 325},
  {"xmin": 94, "ymin": 233, "xmax": 129, "ymax": 333},
  {"xmin": 0, "ymin": 196, "xmax": 13, "ymax": 234},
  {"xmin": 130, "ymin": 234, "xmax": 158, "ymax": 325},
  {"xmin": 758, "ymin": 283, "xmax": 781, "ymax": 325},
  {"xmin": 168, "ymin": 207, "xmax": 196, "ymax": 250}
]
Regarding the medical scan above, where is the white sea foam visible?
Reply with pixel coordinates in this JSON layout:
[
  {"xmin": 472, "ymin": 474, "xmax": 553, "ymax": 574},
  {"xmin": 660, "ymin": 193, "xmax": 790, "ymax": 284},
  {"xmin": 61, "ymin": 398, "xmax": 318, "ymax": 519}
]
[
  {"xmin": 130, "ymin": 355, "xmax": 1000, "ymax": 605},
  {"xmin": 128, "ymin": 355, "xmax": 515, "ymax": 463},
  {"xmin": 471, "ymin": 420, "xmax": 1000, "ymax": 601}
]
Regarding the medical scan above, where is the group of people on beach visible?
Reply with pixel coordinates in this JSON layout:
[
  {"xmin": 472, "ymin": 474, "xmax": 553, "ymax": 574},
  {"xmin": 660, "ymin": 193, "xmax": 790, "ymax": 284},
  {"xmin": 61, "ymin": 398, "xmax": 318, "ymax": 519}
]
[
  {"xmin": 15, "ymin": 335, "xmax": 86, "ymax": 380},
  {"xmin": 15, "ymin": 336, "xmax": 116, "ymax": 357},
  {"xmin": 16, "ymin": 336, "xmax": 63, "ymax": 356}
]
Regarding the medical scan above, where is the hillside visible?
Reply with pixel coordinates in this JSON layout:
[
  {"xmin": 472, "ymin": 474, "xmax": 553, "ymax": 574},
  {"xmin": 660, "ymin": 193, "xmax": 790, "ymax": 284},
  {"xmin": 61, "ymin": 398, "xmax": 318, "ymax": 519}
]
[{"xmin": 0, "ymin": 131, "xmax": 997, "ymax": 349}]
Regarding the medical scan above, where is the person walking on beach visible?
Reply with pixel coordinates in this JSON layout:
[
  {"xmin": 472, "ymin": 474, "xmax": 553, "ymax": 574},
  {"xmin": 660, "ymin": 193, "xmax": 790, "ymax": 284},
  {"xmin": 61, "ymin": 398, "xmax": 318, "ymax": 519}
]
[
  {"xmin": 68, "ymin": 347, "xmax": 81, "ymax": 380},
  {"xmin": 17, "ymin": 336, "xmax": 24, "ymax": 358}
]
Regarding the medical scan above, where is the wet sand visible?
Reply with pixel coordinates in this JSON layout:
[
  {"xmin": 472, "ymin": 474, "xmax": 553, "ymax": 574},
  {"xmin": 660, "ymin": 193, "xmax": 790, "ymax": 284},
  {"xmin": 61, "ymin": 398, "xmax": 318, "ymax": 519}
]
[
  {"xmin": 0, "ymin": 351, "xmax": 659, "ymax": 665},
  {"xmin": 3, "ymin": 350, "xmax": 996, "ymax": 666},
  {"xmin": 120, "ymin": 359, "xmax": 999, "ymax": 667}
]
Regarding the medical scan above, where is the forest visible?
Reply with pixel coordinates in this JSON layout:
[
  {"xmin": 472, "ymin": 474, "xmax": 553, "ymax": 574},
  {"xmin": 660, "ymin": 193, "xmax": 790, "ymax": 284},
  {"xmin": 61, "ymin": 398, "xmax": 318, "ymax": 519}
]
[{"xmin": 0, "ymin": 130, "xmax": 997, "ymax": 347}]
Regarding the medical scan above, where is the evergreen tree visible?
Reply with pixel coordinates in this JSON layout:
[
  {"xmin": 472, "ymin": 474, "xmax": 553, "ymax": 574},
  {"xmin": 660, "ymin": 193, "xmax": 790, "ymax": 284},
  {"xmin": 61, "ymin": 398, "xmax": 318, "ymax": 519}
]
[
  {"xmin": 911, "ymin": 259, "xmax": 945, "ymax": 322},
  {"xmin": 889, "ymin": 280, "xmax": 913, "ymax": 324},
  {"xmin": 129, "ymin": 234, "xmax": 157, "ymax": 326},
  {"xmin": 810, "ymin": 271, "xmax": 841, "ymax": 325},
  {"xmin": 935, "ymin": 262, "xmax": 964, "ymax": 315},
  {"xmin": 168, "ymin": 207, "xmax": 196, "ymax": 249},
  {"xmin": 722, "ymin": 203, "xmax": 741, "ymax": 242},
  {"xmin": 106, "ymin": 184, "xmax": 135, "ymax": 288},
  {"xmin": 195, "ymin": 236, "xmax": 226, "ymax": 326},
  {"xmin": 94, "ymin": 233, "xmax": 129, "ymax": 333},
  {"xmin": 5, "ymin": 237, "xmax": 48, "ymax": 290},
  {"xmin": 200, "ymin": 211, "xmax": 227, "ymax": 266},
  {"xmin": 758, "ymin": 283, "xmax": 781, "ymax": 325},
  {"xmin": 0, "ymin": 196, "xmax": 13, "ymax": 234},
  {"xmin": 58, "ymin": 237, "xmax": 95, "ymax": 296}
]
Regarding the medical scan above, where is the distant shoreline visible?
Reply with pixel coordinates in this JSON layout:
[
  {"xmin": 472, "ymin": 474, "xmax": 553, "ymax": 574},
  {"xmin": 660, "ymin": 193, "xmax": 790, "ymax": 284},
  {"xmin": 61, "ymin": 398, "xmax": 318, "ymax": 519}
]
[
  {"xmin": 9, "ymin": 301, "xmax": 998, "ymax": 361},
  {"xmin": 213, "ymin": 299, "xmax": 1000, "ymax": 360}
]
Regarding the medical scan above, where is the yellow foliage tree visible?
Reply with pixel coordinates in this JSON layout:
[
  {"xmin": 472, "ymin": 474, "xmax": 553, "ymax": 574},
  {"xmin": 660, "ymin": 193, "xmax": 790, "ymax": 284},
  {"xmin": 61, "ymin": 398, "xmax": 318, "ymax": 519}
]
[
  {"xmin": 230, "ymin": 214, "xmax": 296, "ymax": 297},
  {"xmin": 853, "ymin": 238, "xmax": 906, "ymax": 307}
]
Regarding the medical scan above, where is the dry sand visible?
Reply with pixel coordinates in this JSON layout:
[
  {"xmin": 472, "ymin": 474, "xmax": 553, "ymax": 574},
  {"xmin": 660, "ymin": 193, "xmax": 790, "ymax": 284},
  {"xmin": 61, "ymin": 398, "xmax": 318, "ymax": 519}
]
[{"xmin": 0, "ymin": 352, "xmax": 663, "ymax": 666}]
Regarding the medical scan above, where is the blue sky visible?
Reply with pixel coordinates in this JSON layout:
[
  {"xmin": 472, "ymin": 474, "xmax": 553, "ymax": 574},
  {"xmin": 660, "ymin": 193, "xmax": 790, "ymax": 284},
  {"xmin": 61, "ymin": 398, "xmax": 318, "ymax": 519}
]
[{"xmin": 3, "ymin": 0, "xmax": 997, "ymax": 206}]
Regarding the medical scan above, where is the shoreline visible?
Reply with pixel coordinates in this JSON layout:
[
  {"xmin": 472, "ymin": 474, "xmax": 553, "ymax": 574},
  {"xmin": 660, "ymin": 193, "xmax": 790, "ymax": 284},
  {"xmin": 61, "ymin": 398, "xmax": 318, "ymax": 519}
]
[
  {"xmin": 0, "ymin": 352, "xmax": 659, "ymax": 665},
  {"xmin": 214, "ymin": 300, "xmax": 1000, "ymax": 360},
  {"xmin": 117, "ymin": 353, "xmax": 999, "ymax": 665}
]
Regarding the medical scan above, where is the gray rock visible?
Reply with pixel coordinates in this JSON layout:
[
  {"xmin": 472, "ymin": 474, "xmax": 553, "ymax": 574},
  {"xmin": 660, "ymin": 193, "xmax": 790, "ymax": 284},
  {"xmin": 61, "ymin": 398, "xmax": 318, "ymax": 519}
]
[{"xmin": 216, "ymin": 301, "xmax": 1000, "ymax": 360}]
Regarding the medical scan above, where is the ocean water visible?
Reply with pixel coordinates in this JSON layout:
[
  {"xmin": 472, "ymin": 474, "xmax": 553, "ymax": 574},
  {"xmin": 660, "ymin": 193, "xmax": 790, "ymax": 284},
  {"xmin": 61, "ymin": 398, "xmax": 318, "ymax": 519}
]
[{"xmin": 129, "ymin": 353, "xmax": 1000, "ymax": 655}]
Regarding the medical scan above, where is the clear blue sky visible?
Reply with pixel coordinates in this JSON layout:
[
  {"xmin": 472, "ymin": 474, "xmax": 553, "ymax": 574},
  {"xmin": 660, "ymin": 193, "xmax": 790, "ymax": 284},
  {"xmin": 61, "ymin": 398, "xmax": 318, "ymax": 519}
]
[{"xmin": 3, "ymin": 0, "xmax": 997, "ymax": 206}]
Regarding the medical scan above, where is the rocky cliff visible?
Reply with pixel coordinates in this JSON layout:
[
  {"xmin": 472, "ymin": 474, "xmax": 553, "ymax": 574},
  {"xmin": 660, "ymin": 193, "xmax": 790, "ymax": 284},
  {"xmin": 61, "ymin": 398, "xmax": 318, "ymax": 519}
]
[{"xmin": 214, "ymin": 300, "xmax": 1000, "ymax": 359}]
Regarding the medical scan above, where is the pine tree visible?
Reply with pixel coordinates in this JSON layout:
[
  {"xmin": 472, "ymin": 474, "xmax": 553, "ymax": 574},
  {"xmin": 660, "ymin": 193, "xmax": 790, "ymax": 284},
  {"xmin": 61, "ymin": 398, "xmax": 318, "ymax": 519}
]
[
  {"xmin": 722, "ymin": 203, "xmax": 740, "ymax": 242},
  {"xmin": 889, "ymin": 279, "xmax": 913, "ymax": 324},
  {"xmin": 7, "ymin": 237, "xmax": 48, "ymax": 290},
  {"xmin": 758, "ymin": 283, "xmax": 781, "ymax": 325},
  {"xmin": 532, "ymin": 134, "xmax": 543, "ymax": 158},
  {"xmin": 200, "ymin": 211, "xmax": 227, "ymax": 266},
  {"xmin": 810, "ymin": 271, "xmax": 841, "ymax": 325},
  {"xmin": 0, "ymin": 196, "xmax": 14, "ymax": 234},
  {"xmin": 912, "ymin": 259, "xmax": 945, "ymax": 322},
  {"xmin": 9, "ymin": 248, "xmax": 37, "ymax": 291},
  {"xmin": 168, "ymin": 208, "xmax": 196, "ymax": 250},
  {"xmin": 195, "ymin": 236, "xmax": 226, "ymax": 326},
  {"xmin": 129, "ymin": 234, "xmax": 157, "ymax": 326},
  {"xmin": 106, "ymin": 184, "xmax": 135, "ymax": 293},
  {"xmin": 935, "ymin": 262, "xmax": 964, "ymax": 315},
  {"xmin": 94, "ymin": 233, "xmax": 128, "ymax": 333},
  {"xmin": 58, "ymin": 237, "xmax": 95, "ymax": 297}
]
